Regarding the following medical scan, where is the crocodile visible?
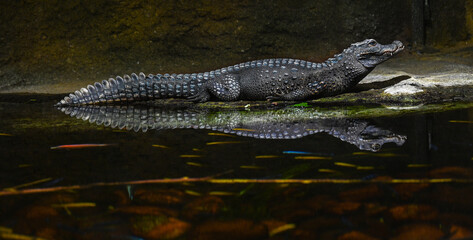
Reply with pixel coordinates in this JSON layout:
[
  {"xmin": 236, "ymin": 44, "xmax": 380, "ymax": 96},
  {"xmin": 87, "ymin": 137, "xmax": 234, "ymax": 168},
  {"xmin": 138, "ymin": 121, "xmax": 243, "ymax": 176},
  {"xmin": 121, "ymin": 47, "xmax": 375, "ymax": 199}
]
[
  {"xmin": 56, "ymin": 39, "xmax": 404, "ymax": 106},
  {"xmin": 58, "ymin": 105, "xmax": 406, "ymax": 151}
]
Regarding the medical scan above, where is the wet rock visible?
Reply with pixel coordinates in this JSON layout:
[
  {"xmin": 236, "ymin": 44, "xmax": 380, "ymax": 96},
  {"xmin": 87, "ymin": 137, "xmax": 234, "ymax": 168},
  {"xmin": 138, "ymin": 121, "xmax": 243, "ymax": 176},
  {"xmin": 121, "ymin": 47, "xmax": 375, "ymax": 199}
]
[
  {"xmin": 35, "ymin": 227, "xmax": 57, "ymax": 240},
  {"xmin": 303, "ymin": 195, "xmax": 334, "ymax": 211},
  {"xmin": 182, "ymin": 195, "xmax": 224, "ymax": 219},
  {"xmin": 270, "ymin": 202, "xmax": 314, "ymax": 221},
  {"xmin": 192, "ymin": 219, "xmax": 267, "ymax": 240},
  {"xmin": 389, "ymin": 204, "xmax": 438, "ymax": 221},
  {"xmin": 449, "ymin": 225, "xmax": 473, "ymax": 240},
  {"xmin": 338, "ymin": 231, "xmax": 380, "ymax": 240},
  {"xmin": 392, "ymin": 183, "xmax": 429, "ymax": 199},
  {"xmin": 36, "ymin": 193, "xmax": 77, "ymax": 205},
  {"xmin": 373, "ymin": 175, "xmax": 393, "ymax": 181},
  {"xmin": 115, "ymin": 206, "xmax": 178, "ymax": 217},
  {"xmin": 134, "ymin": 189, "xmax": 185, "ymax": 205},
  {"xmin": 364, "ymin": 202, "xmax": 388, "ymax": 216},
  {"xmin": 438, "ymin": 213, "xmax": 473, "ymax": 229},
  {"xmin": 355, "ymin": 216, "xmax": 391, "ymax": 238},
  {"xmin": 262, "ymin": 220, "xmax": 289, "ymax": 232},
  {"xmin": 24, "ymin": 205, "xmax": 59, "ymax": 219},
  {"xmin": 131, "ymin": 215, "xmax": 190, "ymax": 240},
  {"xmin": 384, "ymin": 83, "xmax": 424, "ymax": 95},
  {"xmin": 262, "ymin": 220, "xmax": 295, "ymax": 237},
  {"xmin": 339, "ymin": 185, "xmax": 383, "ymax": 202},
  {"xmin": 113, "ymin": 190, "xmax": 132, "ymax": 205},
  {"xmin": 292, "ymin": 228, "xmax": 318, "ymax": 240},
  {"xmin": 430, "ymin": 185, "xmax": 473, "ymax": 210},
  {"xmin": 328, "ymin": 201, "xmax": 362, "ymax": 215},
  {"xmin": 305, "ymin": 195, "xmax": 361, "ymax": 215},
  {"xmin": 15, "ymin": 205, "xmax": 62, "ymax": 239},
  {"xmin": 292, "ymin": 216, "xmax": 342, "ymax": 239},
  {"xmin": 391, "ymin": 224, "xmax": 444, "ymax": 240},
  {"xmin": 429, "ymin": 166, "xmax": 473, "ymax": 178}
]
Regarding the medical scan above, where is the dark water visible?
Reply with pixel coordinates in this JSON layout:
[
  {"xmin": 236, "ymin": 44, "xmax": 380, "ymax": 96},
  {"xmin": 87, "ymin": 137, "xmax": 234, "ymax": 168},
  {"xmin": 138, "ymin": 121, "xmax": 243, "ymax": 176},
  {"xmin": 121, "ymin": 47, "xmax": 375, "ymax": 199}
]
[{"xmin": 0, "ymin": 96, "xmax": 473, "ymax": 239}]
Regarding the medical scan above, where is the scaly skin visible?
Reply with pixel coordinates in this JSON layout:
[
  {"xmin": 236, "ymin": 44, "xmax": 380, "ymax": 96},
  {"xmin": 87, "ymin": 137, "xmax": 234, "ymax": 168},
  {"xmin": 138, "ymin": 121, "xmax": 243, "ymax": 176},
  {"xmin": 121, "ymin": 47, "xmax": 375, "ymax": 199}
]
[
  {"xmin": 56, "ymin": 39, "xmax": 404, "ymax": 106},
  {"xmin": 58, "ymin": 104, "xmax": 406, "ymax": 151}
]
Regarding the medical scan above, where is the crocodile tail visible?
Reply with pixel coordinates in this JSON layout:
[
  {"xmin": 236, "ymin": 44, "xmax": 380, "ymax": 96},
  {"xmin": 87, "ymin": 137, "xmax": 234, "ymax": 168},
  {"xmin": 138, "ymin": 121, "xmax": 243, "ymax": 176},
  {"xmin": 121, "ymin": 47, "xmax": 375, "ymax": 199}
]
[
  {"xmin": 57, "ymin": 105, "xmax": 205, "ymax": 132},
  {"xmin": 55, "ymin": 72, "xmax": 206, "ymax": 106}
]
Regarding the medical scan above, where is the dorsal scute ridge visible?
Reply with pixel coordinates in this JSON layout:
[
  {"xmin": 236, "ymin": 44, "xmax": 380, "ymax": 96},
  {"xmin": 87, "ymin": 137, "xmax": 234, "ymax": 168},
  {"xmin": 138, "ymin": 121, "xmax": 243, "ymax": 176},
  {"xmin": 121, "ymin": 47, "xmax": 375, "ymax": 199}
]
[{"xmin": 60, "ymin": 51, "xmax": 355, "ymax": 105}]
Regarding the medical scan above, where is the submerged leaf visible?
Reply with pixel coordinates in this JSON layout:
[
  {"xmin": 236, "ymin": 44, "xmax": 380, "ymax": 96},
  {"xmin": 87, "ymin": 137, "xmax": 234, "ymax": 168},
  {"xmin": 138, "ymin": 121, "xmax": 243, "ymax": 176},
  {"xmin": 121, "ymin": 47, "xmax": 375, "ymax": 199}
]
[
  {"xmin": 357, "ymin": 166, "xmax": 375, "ymax": 170},
  {"xmin": 50, "ymin": 143, "xmax": 115, "ymax": 149},
  {"xmin": 209, "ymin": 191, "xmax": 237, "ymax": 196},
  {"xmin": 449, "ymin": 120, "xmax": 473, "ymax": 124},
  {"xmin": 206, "ymin": 141, "xmax": 241, "ymax": 145},
  {"xmin": 185, "ymin": 190, "xmax": 202, "ymax": 196},
  {"xmin": 152, "ymin": 144, "xmax": 169, "ymax": 149},
  {"xmin": 180, "ymin": 155, "xmax": 203, "ymax": 158},
  {"xmin": 334, "ymin": 162, "xmax": 358, "ymax": 168},
  {"xmin": 240, "ymin": 165, "xmax": 264, "ymax": 169},
  {"xmin": 294, "ymin": 156, "xmax": 332, "ymax": 160},
  {"xmin": 269, "ymin": 223, "xmax": 296, "ymax": 237},
  {"xmin": 0, "ymin": 226, "xmax": 12, "ymax": 233},
  {"xmin": 407, "ymin": 164, "xmax": 432, "ymax": 168},
  {"xmin": 231, "ymin": 128, "xmax": 255, "ymax": 132},
  {"xmin": 186, "ymin": 162, "xmax": 203, "ymax": 167},
  {"xmin": 255, "ymin": 155, "xmax": 281, "ymax": 159},
  {"xmin": 0, "ymin": 232, "xmax": 48, "ymax": 240},
  {"xmin": 208, "ymin": 133, "xmax": 235, "ymax": 137},
  {"xmin": 18, "ymin": 164, "xmax": 32, "ymax": 168},
  {"xmin": 4, "ymin": 178, "xmax": 53, "ymax": 191},
  {"xmin": 51, "ymin": 202, "xmax": 96, "ymax": 208}
]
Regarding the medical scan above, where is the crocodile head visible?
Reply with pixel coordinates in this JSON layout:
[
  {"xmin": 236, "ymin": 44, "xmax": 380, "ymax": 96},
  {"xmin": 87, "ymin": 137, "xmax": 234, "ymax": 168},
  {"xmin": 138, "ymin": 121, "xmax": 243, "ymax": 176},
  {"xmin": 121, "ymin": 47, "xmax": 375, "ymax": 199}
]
[
  {"xmin": 346, "ymin": 39, "xmax": 404, "ymax": 68},
  {"xmin": 356, "ymin": 125, "xmax": 407, "ymax": 152}
]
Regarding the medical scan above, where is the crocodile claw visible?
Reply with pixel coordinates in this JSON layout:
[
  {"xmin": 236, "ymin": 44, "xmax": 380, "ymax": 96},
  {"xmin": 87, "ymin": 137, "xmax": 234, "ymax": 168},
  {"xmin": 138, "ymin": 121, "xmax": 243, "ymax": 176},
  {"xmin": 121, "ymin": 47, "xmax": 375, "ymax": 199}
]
[
  {"xmin": 187, "ymin": 91, "xmax": 211, "ymax": 103},
  {"xmin": 266, "ymin": 95, "xmax": 282, "ymax": 101}
]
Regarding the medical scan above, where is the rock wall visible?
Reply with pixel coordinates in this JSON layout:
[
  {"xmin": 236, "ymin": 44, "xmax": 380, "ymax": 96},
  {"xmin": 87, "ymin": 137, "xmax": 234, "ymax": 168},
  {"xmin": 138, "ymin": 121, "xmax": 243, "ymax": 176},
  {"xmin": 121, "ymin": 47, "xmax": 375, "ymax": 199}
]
[
  {"xmin": 425, "ymin": 0, "xmax": 471, "ymax": 46},
  {"xmin": 0, "ymin": 0, "xmax": 471, "ymax": 92}
]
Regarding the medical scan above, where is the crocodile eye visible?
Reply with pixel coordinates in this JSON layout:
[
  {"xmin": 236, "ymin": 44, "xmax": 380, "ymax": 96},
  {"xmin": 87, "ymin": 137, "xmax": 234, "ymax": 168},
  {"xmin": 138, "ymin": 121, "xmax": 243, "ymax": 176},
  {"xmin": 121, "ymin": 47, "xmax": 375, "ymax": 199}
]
[
  {"xmin": 369, "ymin": 40, "xmax": 377, "ymax": 47},
  {"xmin": 371, "ymin": 143, "xmax": 381, "ymax": 151}
]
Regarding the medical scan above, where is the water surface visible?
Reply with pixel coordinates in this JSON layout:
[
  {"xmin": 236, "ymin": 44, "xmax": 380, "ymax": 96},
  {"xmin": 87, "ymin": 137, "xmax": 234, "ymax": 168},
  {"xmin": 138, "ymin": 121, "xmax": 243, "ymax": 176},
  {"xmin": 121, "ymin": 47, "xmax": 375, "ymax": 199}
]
[{"xmin": 0, "ymin": 96, "xmax": 472, "ymax": 239}]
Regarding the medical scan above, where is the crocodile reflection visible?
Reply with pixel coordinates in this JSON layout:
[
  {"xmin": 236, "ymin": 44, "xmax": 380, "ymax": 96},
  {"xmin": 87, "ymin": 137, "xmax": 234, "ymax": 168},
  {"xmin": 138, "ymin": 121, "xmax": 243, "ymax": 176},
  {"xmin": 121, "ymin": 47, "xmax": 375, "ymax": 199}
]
[{"xmin": 58, "ymin": 105, "xmax": 406, "ymax": 152}]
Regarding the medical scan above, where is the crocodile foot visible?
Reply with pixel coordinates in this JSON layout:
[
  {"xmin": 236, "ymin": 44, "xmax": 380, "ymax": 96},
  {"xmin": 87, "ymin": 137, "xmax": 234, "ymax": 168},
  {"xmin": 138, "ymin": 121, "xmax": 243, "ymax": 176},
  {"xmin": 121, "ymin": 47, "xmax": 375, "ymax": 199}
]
[{"xmin": 187, "ymin": 91, "xmax": 211, "ymax": 103}]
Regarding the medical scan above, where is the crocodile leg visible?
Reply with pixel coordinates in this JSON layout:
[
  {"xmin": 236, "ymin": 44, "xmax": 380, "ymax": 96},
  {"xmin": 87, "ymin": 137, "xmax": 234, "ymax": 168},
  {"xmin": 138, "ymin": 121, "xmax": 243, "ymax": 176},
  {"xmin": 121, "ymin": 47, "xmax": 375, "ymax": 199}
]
[
  {"xmin": 266, "ymin": 88, "xmax": 313, "ymax": 101},
  {"xmin": 188, "ymin": 74, "xmax": 241, "ymax": 102},
  {"xmin": 208, "ymin": 74, "xmax": 241, "ymax": 101}
]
